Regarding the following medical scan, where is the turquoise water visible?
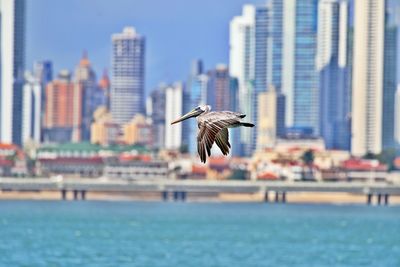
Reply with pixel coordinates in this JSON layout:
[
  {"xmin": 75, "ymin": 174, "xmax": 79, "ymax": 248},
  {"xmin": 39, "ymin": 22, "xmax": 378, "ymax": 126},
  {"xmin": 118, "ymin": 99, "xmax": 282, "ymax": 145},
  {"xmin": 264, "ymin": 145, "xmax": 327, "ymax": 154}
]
[{"xmin": 0, "ymin": 201, "xmax": 399, "ymax": 267}]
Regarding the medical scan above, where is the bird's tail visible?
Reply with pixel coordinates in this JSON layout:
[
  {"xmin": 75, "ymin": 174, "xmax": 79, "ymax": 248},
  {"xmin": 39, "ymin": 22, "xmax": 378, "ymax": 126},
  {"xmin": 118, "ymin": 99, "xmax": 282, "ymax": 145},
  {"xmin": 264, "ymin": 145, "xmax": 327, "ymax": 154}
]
[{"xmin": 240, "ymin": 122, "xmax": 255, "ymax": 127}]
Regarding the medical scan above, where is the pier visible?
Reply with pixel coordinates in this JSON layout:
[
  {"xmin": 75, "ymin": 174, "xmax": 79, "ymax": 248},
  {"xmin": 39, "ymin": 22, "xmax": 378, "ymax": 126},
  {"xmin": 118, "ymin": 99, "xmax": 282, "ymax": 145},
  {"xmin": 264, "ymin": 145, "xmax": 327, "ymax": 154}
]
[{"xmin": 0, "ymin": 178, "xmax": 399, "ymax": 204}]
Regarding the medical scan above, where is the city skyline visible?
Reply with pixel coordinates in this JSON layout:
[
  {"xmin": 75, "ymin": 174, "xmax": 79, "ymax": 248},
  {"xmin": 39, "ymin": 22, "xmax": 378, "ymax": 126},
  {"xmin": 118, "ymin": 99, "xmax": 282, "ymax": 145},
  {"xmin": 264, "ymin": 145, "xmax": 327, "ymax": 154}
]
[
  {"xmin": 25, "ymin": 0, "xmax": 400, "ymax": 95},
  {"xmin": 26, "ymin": 0, "xmax": 266, "ymax": 94},
  {"xmin": 0, "ymin": 0, "xmax": 397, "ymax": 158}
]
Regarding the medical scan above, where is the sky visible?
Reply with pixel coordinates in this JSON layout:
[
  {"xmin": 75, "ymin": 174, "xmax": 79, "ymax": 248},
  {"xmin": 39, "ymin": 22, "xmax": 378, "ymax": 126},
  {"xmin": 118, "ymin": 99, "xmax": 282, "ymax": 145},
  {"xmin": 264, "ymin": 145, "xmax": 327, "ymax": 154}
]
[
  {"xmin": 26, "ymin": 0, "xmax": 400, "ymax": 94},
  {"xmin": 27, "ymin": 0, "xmax": 264, "ymax": 94}
]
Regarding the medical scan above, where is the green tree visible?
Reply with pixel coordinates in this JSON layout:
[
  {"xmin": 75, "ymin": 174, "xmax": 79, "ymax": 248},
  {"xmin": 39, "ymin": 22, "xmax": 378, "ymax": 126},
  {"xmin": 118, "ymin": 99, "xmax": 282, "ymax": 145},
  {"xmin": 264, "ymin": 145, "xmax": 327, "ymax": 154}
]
[
  {"xmin": 377, "ymin": 148, "xmax": 397, "ymax": 170},
  {"xmin": 363, "ymin": 152, "xmax": 378, "ymax": 160},
  {"xmin": 301, "ymin": 149, "xmax": 315, "ymax": 180},
  {"xmin": 301, "ymin": 149, "xmax": 315, "ymax": 166},
  {"xmin": 363, "ymin": 148, "xmax": 398, "ymax": 170}
]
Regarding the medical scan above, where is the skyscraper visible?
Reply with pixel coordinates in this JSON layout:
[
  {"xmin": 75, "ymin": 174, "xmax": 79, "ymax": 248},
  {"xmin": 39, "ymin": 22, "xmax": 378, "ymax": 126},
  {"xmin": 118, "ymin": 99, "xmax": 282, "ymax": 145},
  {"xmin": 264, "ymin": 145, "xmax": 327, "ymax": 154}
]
[
  {"xmin": 74, "ymin": 53, "xmax": 102, "ymax": 141},
  {"xmin": 43, "ymin": 71, "xmax": 82, "ymax": 143},
  {"xmin": 382, "ymin": 24, "xmax": 397, "ymax": 149},
  {"xmin": 229, "ymin": 5, "xmax": 255, "ymax": 156},
  {"xmin": 165, "ymin": 83, "xmax": 183, "ymax": 150},
  {"xmin": 254, "ymin": 5, "xmax": 269, "ymax": 95},
  {"xmin": 207, "ymin": 64, "xmax": 231, "ymax": 111},
  {"xmin": 22, "ymin": 72, "xmax": 41, "ymax": 145},
  {"xmin": 187, "ymin": 60, "xmax": 206, "ymax": 108},
  {"xmin": 229, "ymin": 77, "xmax": 241, "ymax": 156},
  {"xmin": 33, "ymin": 60, "xmax": 53, "ymax": 141},
  {"xmin": 281, "ymin": 0, "xmax": 319, "ymax": 134},
  {"xmin": 98, "ymin": 69, "xmax": 110, "ymax": 110},
  {"xmin": 33, "ymin": 60, "xmax": 53, "ymax": 87},
  {"xmin": 111, "ymin": 27, "xmax": 145, "ymax": 125},
  {"xmin": 0, "ymin": 0, "xmax": 25, "ymax": 144},
  {"xmin": 351, "ymin": 0, "xmax": 385, "ymax": 156},
  {"xmin": 187, "ymin": 60, "xmax": 208, "ymax": 154},
  {"xmin": 269, "ymin": 0, "xmax": 283, "ymax": 91},
  {"xmin": 395, "ymin": 86, "xmax": 400, "ymax": 146},
  {"xmin": 317, "ymin": 0, "xmax": 351, "ymax": 150},
  {"xmin": 150, "ymin": 84, "xmax": 167, "ymax": 149}
]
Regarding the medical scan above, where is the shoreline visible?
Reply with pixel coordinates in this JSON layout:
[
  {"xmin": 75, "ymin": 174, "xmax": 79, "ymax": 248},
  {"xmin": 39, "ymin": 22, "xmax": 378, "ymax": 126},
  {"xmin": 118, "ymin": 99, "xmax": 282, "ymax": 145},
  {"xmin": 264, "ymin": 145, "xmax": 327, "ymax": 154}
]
[{"xmin": 1, "ymin": 190, "xmax": 399, "ymax": 205}]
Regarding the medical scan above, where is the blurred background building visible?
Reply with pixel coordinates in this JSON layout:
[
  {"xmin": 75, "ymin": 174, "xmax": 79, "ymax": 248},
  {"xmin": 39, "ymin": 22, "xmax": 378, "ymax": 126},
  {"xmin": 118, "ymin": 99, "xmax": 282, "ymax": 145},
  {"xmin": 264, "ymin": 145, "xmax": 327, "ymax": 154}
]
[
  {"xmin": 229, "ymin": 5, "xmax": 256, "ymax": 156},
  {"xmin": 111, "ymin": 27, "xmax": 145, "ymax": 125},
  {"xmin": 0, "ymin": 0, "xmax": 26, "ymax": 145},
  {"xmin": 351, "ymin": 0, "xmax": 390, "ymax": 156},
  {"xmin": 43, "ymin": 70, "xmax": 82, "ymax": 143},
  {"xmin": 165, "ymin": 83, "xmax": 183, "ymax": 150},
  {"xmin": 22, "ymin": 71, "xmax": 41, "ymax": 145},
  {"xmin": 317, "ymin": 0, "xmax": 351, "ymax": 151}
]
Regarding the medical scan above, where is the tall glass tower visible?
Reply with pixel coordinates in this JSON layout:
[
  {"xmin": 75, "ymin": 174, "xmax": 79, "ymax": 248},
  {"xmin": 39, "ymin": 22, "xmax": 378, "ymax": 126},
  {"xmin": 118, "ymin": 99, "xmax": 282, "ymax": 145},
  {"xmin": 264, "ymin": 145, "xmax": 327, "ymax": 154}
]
[
  {"xmin": 382, "ymin": 23, "xmax": 397, "ymax": 149},
  {"xmin": 317, "ymin": 0, "xmax": 351, "ymax": 150},
  {"xmin": 281, "ymin": 0, "xmax": 319, "ymax": 135},
  {"xmin": 187, "ymin": 60, "xmax": 207, "ymax": 154},
  {"xmin": 111, "ymin": 27, "xmax": 145, "ymax": 125},
  {"xmin": 74, "ymin": 53, "xmax": 98, "ymax": 141}
]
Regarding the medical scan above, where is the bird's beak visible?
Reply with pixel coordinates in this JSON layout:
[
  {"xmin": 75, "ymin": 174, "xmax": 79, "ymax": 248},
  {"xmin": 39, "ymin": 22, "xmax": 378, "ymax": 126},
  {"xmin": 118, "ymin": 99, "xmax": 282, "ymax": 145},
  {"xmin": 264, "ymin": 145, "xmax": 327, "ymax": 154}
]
[{"xmin": 171, "ymin": 108, "xmax": 202, "ymax": 125}]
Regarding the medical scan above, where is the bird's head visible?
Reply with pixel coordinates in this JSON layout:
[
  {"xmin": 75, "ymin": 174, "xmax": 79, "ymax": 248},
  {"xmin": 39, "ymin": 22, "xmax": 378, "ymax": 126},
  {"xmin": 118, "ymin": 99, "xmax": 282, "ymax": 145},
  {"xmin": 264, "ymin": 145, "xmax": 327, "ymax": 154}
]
[
  {"xmin": 170, "ymin": 105, "xmax": 210, "ymax": 125},
  {"xmin": 198, "ymin": 105, "xmax": 211, "ymax": 112}
]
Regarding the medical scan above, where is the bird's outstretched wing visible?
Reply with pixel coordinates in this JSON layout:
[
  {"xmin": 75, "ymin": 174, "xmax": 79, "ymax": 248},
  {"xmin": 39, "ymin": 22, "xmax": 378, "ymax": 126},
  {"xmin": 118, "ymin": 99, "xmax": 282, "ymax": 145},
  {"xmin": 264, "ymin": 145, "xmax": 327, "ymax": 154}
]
[
  {"xmin": 215, "ymin": 128, "xmax": 230, "ymax": 156},
  {"xmin": 197, "ymin": 113, "xmax": 239, "ymax": 163}
]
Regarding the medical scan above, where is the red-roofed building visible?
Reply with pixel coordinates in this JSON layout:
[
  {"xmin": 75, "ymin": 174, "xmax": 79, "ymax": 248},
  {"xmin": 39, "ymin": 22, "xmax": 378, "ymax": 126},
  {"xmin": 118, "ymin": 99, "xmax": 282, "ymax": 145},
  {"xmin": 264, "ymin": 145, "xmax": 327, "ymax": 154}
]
[
  {"xmin": 341, "ymin": 158, "xmax": 388, "ymax": 181},
  {"xmin": 0, "ymin": 143, "xmax": 28, "ymax": 176},
  {"xmin": 209, "ymin": 157, "xmax": 230, "ymax": 173},
  {"xmin": 341, "ymin": 158, "xmax": 387, "ymax": 171},
  {"xmin": 191, "ymin": 165, "xmax": 207, "ymax": 179},
  {"xmin": 257, "ymin": 171, "xmax": 279, "ymax": 180}
]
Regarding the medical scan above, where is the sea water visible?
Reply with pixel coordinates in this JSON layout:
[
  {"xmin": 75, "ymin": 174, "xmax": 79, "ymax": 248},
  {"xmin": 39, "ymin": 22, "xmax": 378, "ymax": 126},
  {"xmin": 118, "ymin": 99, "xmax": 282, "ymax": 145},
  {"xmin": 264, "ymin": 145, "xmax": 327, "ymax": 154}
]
[{"xmin": 0, "ymin": 201, "xmax": 399, "ymax": 266}]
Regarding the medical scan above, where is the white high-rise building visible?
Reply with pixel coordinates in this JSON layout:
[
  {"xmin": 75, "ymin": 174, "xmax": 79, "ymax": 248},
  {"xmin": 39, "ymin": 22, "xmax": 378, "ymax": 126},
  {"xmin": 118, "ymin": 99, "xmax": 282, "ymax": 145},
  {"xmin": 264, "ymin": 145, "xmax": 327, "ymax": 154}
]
[
  {"xmin": 0, "ymin": 0, "xmax": 25, "ymax": 144},
  {"xmin": 22, "ymin": 72, "xmax": 41, "ymax": 144},
  {"xmin": 165, "ymin": 83, "xmax": 183, "ymax": 150},
  {"xmin": 351, "ymin": 0, "xmax": 385, "ymax": 156},
  {"xmin": 229, "ymin": 5, "xmax": 255, "ymax": 156},
  {"xmin": 111, "ymin": 27, "xmax": 145, "ymax": 125}
]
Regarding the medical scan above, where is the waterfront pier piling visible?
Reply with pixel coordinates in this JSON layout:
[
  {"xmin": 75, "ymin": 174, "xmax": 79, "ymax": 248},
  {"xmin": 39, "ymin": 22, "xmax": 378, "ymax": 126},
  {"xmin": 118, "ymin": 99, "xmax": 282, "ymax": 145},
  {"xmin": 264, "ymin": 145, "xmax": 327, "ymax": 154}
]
[
  {"xmin": 272, "ymin": 191, "xmax": 287, "ymax": 203},
  {"xmin": 173, "ymin": 191, "xmax": 179, "ymax": 201},
  {"xmin": 275, "ymin": 191, "xmax": 280, "ymax": 203},
  {"xmin": 180, "ymin": 191, "xmax": 187, "ymax": 201},
  {"xmin": 367, "ymin": 193, "xmax": 372, "ymax": 205},
  {"xmin": 81, "ymin": 190, "xmax": 86, "ymax": 200},
  {"xmin": 264, "ymin": 191, "xmax": 269, "ymax": 202},
  {"xmin": 73, "ymin": 190, "xmax": 79, "ymax": 200},
  {"xmin": 61, "ymin": 189, "xmax": 67, "ymax": 200},
  {"xmin": 384, "ymin": 194, "xmax": 389, "ymax": 205},
  {"xmin": 377, "ymin": 194, "xmax": 382, "ymax": 205},
  {"xmin": 162, "ymin": 191, "xmax": 169, "ymax": 201}
]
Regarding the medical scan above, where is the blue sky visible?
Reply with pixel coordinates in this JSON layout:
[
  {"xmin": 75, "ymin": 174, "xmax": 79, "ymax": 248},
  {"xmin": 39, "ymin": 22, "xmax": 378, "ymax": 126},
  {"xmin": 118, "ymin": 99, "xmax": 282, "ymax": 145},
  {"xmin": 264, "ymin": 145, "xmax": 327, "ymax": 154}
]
[
  {"xmin": 27, "ymin": 0, "xmax": 264, "ymax": 93},
  {"xmin": 27, "ymin": 0, "xmax": 400, "ymax": 94}
]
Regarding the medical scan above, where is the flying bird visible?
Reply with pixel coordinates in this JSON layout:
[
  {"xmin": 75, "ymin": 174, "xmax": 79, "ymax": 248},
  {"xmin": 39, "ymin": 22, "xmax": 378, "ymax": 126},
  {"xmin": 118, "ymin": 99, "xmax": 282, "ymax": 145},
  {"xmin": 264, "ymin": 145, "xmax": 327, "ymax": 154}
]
[{"xmin": 171, "ymin": 105, "xmax": 255, "ymax": 163}]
